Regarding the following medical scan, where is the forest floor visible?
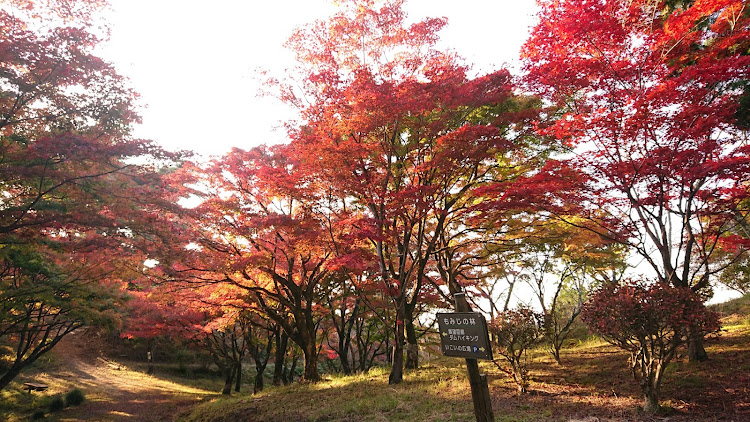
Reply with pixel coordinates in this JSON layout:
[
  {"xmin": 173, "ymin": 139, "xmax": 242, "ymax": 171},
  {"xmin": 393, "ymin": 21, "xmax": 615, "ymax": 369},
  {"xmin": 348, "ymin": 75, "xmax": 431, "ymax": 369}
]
[{"xmin": 1, "ymin": 329, "xmax": 217, "ymax": 422}]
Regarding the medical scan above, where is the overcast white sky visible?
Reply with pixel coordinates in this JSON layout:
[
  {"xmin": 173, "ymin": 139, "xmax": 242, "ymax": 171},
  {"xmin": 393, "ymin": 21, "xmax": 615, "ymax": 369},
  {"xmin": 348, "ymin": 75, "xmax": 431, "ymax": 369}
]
[{"xmin": 98, "ymin": 0, "xmax": 538, "ymax": 158}]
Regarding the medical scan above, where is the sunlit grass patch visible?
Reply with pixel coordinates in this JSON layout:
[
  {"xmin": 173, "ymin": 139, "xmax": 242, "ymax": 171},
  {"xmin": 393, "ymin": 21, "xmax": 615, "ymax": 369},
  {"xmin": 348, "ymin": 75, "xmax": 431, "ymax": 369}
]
[{"xmin": 181, "ymin": 362, "xmax": 483, "ymax": 422}]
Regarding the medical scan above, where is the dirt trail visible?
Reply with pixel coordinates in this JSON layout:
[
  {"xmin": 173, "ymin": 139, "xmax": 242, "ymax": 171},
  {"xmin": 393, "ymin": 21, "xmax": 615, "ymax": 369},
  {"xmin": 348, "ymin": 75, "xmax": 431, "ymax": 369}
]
[{"xmin": 39, "ymin": 330, "xmax": 214, "ymax": 422}]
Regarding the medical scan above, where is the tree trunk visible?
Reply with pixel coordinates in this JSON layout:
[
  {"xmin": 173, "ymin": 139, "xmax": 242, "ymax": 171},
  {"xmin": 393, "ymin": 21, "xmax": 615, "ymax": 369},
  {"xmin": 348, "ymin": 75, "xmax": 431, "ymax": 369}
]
[
  {"xmin": 234, "ymin": 362, "xmax": 242, "ymax": 392},
  {"xmin": 146, "ymin": 340, "xmax": 155, "ymax": 375},
  {"xmin": 253, "ymin": 356, "xmax": 269, "ymax": 394},
  {"xmin": 643, "ymin": 389, "xmax": 660, "ymax": 413},
  {"xmin": 284, "ymin": 352, "xmax": 299, "ymax": 385},
  {"xmin": 404, "ymin": 310, "xmax": 419, "ymax": 370},
  {"xmin": 511, "ymin": 361, "xmax": 527, "ymax": 394},
  {"xmin": 273, "ymin": 331, "xmax": 288, "ymax": 386},
  {"xmin": 340, "ymin": 352, "xmax": 352, "ymax": 375},
  {"xmin": 551, "ymin": 343, "xmax": 562, "ymax": 365},
  {"xmin": 517, "ymin": 382, "xmax": 527, "ymax": 394},
  {"xmin": 688, "ymin": 334, "xmax": 708, "ymax": 362},
  {"xmin": 302, "ymin": 341, "xmax": 320, "ymax": 382},
  {"xmin": 338, "ymin": 321, "xmax": 352, "ymax": 375},
  {"xmin": 337, "ymin": 299, "xmax": 358, "ymax": 375},
  {"xmin": 0, "ymin": 363, "xmax": 24, "ymax": 391},
  {"xmin": 254, "ymin": 368, "xmax": 264, "ymax": 393},
  {"xmin": 221, "ymin": 366, "xmax": 234, "ymax": 395},
  {"xmin": 405, "ymin": 342, "xmax": 418, "ymax": 370},
  {"xmin": 388, "ymin": 315, "xmax": 405, "ymax": 384},
  {"xmin": 385, "ymin": 335, "xmax": 392, "ymax": 364}
]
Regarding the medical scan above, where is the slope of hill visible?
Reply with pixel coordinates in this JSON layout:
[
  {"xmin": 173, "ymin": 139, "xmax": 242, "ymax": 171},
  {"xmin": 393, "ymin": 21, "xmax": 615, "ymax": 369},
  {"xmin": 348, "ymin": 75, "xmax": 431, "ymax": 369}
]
[
  {"xmin": 1, "ymin": 329, "xmax": 217, "ymax": 422},
  {"xmin": 181, "ymin": 295, "xmax": 750, "ymax": 422}
]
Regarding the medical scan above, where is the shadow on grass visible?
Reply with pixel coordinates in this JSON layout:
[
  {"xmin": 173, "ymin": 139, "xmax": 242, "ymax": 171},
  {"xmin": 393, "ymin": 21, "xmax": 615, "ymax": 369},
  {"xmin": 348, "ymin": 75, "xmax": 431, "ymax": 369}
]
[
  {"xmin": 524, "ymin": 327, "xmax": 750, "ymax": 421},
  {"xmin": 184, "ymin": 359, "xmax": 644, "ymax": 422},
  {"xmin": 186, "ymin": 326, "xmax": 750, "ymax": 422},
  {"xmin": 56, "ymin": 388, "xmax": 211, "ymax": 422}
]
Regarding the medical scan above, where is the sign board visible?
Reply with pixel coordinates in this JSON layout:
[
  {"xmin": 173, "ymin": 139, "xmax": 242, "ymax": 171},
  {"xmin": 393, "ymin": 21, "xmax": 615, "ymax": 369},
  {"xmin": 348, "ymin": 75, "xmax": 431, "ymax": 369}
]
[{"xmin": 437, "ymin": 312, "xmax": 493, "ymax": 360}]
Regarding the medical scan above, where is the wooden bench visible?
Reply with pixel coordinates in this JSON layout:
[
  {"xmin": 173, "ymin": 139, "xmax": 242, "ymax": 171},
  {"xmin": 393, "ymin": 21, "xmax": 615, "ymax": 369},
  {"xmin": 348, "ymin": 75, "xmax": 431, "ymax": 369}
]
[{"xmin": 23, "ymin": 382, "xmax": 48, "ymax": 393}]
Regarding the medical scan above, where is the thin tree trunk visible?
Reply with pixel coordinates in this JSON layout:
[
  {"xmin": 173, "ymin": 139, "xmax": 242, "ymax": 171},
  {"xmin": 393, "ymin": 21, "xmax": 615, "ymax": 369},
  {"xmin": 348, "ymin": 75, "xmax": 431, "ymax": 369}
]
[
  {"xmin": 405, "ymin": 316, "xmax": 419, "ymax": 370},
  {"xmin": 388, "ymin": 310, "xmax": 405, "ymax": 384},
  {"xmin": 146, "ymin": 340, "xmax": 155, "ymax": 375},
  {"xmin": 338, "ymin": 325, "xmax": 352, "ymax": 375},
  {"xmin": 234, "ymin": 362, "xmax": 242, "ymax": 392},
  {"xmin": 284, "ymin": 352, "xmax": 299, "ymax": 385},
  {"xmin": 688, "ymin": 334, "xmax": 708, "ymax": 362},
  {"xmin": 336, "ymin": 299, "xmax": 358, "ymax": 375},
  {"xmin": 551, "ymin": 345, "xmax": 562, "ymax": 365},
  {"xmin": 273, "ymin": 330, "xmax": 288, "ymax": 386},
  {"xmin": 221, "ymin": 365, "xmax": 234, "ymax": 395}
]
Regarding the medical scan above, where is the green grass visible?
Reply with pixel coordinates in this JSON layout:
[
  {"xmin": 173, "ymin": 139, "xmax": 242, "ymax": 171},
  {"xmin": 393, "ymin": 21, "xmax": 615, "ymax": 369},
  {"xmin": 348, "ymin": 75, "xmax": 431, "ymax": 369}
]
[
  {"xmin": 0, "ymin": 386, "xmax": 68, "ymax": 422},
  {"xmin": 0, "ymin": 349, "xmax": 62, "ymax": 422},
  {"xmin": 180, "ymin": 364, "xmax": 499, "ymax": 422},
  {"xmin": 179, "ymin": 360, "xmax": 578, "ymax": 422},
  {"xmin": 712, "ymin": 293, "xmax": 750, "ymax": 326},
  {"xmin": 181, "ymin": 304, "xmax": 750, "ymax": 422}
]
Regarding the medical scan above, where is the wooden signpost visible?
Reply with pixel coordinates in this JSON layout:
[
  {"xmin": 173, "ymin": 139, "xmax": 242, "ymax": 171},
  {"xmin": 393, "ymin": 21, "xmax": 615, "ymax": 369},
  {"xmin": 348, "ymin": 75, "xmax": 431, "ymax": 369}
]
[{"xmin": 438, "ymin": 292, "xmax": 495, "ymax": 422}]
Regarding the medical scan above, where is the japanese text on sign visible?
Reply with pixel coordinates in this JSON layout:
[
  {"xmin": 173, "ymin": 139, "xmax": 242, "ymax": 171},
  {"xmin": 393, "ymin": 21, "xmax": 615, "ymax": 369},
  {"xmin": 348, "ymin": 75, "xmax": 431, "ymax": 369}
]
[{"xmin": 436, "ymin": 312, "xmax": 492, "ymax": 360}]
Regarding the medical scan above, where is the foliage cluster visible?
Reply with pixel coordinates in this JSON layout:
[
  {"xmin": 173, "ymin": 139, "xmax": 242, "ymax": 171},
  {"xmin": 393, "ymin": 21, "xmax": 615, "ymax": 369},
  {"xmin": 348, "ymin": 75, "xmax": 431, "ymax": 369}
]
[{"xmin": 65, "ymin": 388, "xmax": 86, "ymax": 406}]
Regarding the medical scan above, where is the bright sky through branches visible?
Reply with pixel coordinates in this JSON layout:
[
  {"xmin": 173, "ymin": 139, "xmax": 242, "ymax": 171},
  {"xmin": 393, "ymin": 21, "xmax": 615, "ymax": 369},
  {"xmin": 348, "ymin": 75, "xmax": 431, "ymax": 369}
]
[{"xmin": 99, "ymin": 0, "xmax": 538, "ymax": 158}]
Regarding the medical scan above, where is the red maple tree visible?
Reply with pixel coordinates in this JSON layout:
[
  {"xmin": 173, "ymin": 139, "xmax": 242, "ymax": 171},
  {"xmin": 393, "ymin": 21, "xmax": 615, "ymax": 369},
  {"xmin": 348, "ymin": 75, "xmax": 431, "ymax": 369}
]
[
  {"xmin": 518, "ymin": 0, "xmax": 750, "ymax": 361},
  {"xmin": 175, "ymin": 144, "xmax": 373, "ymax": 382},
  {"xmin": 0, "ymin": 0, "xmax": 187, "ymax": 389},
  {"xmin": 276, "ymin": 0, "xmax": 532, "ymax": 384},
  {"xmin": 582, "ymin": 280, "xmax": 720, "ymax": 412}
]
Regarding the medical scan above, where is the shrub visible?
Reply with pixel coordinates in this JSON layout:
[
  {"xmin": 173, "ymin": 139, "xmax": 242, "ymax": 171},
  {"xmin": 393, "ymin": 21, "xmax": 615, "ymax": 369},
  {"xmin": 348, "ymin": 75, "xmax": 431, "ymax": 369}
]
[
  {"xmin": 489, "ymin": 306, "xmax": 544, "ymax": 393},
  {"xmin": 48, "ymin": 395, "xmax": 64, "ymax": 412},
  {"xmin": 581, "ymin": 280, "xmax": 720, "ymax": 413},
  {"xmin": 65, "ymin": 388, "xmax": 85, "ymax": 406},
  {"xmin": 31, "ymin": 409, "xmax": 46, "ymax": 420}
]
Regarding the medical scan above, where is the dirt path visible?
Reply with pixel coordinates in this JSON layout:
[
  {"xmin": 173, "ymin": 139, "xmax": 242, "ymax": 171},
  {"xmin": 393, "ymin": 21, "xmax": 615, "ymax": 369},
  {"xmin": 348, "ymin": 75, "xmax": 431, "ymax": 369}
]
[{"xmin": 38, "ymin": 330, "xmax": 214, "ymax": 422}]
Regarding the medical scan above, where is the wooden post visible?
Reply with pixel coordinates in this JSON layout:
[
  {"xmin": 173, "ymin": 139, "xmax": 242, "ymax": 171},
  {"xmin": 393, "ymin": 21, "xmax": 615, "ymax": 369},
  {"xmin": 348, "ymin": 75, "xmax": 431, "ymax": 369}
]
[{"xmin": 454, "ymin": 292, "xmax": 494, "ymax": 422}]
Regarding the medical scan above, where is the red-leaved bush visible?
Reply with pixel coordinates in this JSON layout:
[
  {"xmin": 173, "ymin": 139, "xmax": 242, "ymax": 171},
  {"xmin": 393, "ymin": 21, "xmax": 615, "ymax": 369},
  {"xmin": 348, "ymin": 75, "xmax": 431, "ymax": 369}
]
[
  {"xmin": 581, "ymin": 280, "xmax": 720, "ymax": 413},
  {"xmin": 489, "ymin": 307, "xmax": 544, "ymax": 393}
]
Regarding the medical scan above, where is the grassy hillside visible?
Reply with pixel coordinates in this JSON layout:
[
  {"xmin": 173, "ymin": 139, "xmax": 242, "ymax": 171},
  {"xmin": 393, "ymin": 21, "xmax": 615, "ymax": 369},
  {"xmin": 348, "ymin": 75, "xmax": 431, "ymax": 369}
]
[
  {"xmin": 181, "ymin": 295, "xmax": 750, "ymax": 422},
  {"xmin": 3, "ymin": 295, "xmax": 748, "ymax": 421}
]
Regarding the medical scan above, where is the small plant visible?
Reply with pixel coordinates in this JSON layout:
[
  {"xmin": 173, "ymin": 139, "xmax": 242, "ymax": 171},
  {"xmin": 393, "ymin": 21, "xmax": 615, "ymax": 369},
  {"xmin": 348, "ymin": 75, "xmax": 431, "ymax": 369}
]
[
  {"xmin": 489, "ymin": 306, "xmax": 544, "ymax": 393},
  {"xmin": 65, "ymin": 388, "xmax": 85, "ymax": 406},
  {"xmin": 48, "ymin": 395, "xmax": 64, "ymax": 412},
  {"xmin": 31, "ymin": 409, "xmax": 46, "ymax": 420}
]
